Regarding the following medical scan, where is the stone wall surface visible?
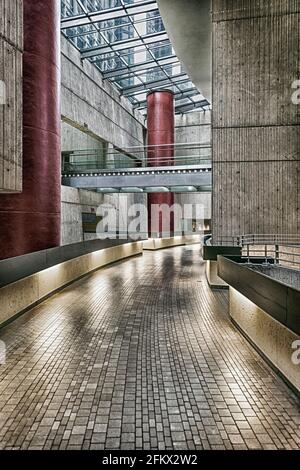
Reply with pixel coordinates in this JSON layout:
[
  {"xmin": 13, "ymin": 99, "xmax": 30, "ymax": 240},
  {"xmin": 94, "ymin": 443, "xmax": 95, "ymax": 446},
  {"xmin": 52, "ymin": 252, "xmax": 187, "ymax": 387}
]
[
  {"xmin": 212, "ymin": 0, "xmax": 300, "ymax": 243},
  {"xmin": 0, "ymin": 0, "xmax": 23, "ymax": 192},
  {"xmin": 61, "ymin": 186, "xmax": 148, "ymax": 245},
  {"xmin": 61, "ymin": 35, "xmax": 146, "ymax": 155}
]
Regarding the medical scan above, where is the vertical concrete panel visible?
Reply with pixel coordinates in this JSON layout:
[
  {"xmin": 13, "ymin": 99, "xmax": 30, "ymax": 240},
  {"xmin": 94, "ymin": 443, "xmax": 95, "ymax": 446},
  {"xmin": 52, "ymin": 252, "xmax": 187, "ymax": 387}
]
[
  {"xmin": 212, "ymin": 0, "xmax": 300, "ymax": 243},
  {"xmin": 0, "ymin": 0, "xmax": 23, "ymax": 193}
]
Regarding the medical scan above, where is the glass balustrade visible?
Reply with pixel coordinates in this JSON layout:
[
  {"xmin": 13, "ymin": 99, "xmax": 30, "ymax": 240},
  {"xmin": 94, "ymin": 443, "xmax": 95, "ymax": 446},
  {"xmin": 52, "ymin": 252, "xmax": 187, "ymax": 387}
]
[{"xmin": 62, "ymin": 144, "xmax": 212, "ymax": 174}]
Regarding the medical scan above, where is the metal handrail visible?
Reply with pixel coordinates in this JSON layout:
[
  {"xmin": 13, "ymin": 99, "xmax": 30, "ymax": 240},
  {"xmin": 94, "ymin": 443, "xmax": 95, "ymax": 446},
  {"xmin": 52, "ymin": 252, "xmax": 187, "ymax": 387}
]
[
  {"xmin": 214, "ymin": 234, "xmax": 300, "ymax": 247},
  {"xmin": 212, "ymin": 234, "xmax": 300, "ymax": 269},
  {"xmin": 241, "ymin": 245, "xmax": 300, "ymax": 269},
  {"xmin": 62, "ymin": 144, "xmax": 212, "ymax": 173},
  {"xmin": 63, "ymin": 155, "xmax": 211, "ymax": 164},
  {"xmin": 244, "ymin": 248, "xmax": 300, "ymax": 257}
]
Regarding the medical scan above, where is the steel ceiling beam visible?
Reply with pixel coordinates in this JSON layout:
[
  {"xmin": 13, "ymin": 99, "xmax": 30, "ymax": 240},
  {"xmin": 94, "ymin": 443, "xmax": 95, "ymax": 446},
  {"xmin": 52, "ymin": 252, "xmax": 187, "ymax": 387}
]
[
  {"xmin": 124, "ymin": 80, "xmax": 192, "ymax": 97},
  {"xmin": 61, "ymin": 0, "xmax": 158, "ymax": 29},
  {"xmin": 81, "ymin": 31, "xmax": 169, "ymax": 58},
  {"xmin": 126, "ymin": 78, "xmax": 193, "ymax": 97},
  {"xmin": 133, "ymin": 88, "xmax": 202, "ymax": 109},
  {"xmin": 176, "ymin": 101, "xmax": 210, "ymax": 114},
  {"xmin": 65, "ymin": 14, "xmax": 162, "ymax": 40},
  {"xmin": 122, "ymin": 72, "xmax": 189, "ymax": 96},
  {"xmin": 102, "ymin": 54, "xmax": 178, "ymax": 79}
]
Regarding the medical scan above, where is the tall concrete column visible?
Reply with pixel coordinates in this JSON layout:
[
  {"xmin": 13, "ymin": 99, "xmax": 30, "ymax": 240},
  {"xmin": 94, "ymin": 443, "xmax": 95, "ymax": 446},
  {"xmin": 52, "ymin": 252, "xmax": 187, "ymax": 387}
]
[
  {"xmin": 147, "ymin": 90, "xmax": 175, "ymax": 237},
  {"xmin": 0, "ymin": 0, "xmax": 61, "ymax": 259}
]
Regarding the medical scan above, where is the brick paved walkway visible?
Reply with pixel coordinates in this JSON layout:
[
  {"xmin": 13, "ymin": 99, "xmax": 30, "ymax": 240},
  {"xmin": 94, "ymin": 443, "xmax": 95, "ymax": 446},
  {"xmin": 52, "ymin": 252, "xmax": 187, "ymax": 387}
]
[{"xmin": 0, "ymin": 246, "xmax": 299, "ymax": 450}]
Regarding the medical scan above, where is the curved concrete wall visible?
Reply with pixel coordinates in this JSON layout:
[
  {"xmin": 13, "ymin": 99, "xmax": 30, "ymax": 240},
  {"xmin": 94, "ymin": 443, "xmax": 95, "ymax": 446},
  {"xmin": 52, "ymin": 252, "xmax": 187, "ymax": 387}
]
[
  {"xmin": 143, "ymin": 235, "xmax": 200, "ymax": 251},
  {"xmin": 218, "ymin": 256, "xmax": 300, "ymax": 393},
  {"xmin": 157, "ymin": 0, "xmax": 212, "ymax": 102},
  {"xmin": 230, "ymin": 287, "xmax": 300, "ymax": 394},
  {"xmin": 0, "ymin": 242, "xmax": 143, "ymax": 328}
]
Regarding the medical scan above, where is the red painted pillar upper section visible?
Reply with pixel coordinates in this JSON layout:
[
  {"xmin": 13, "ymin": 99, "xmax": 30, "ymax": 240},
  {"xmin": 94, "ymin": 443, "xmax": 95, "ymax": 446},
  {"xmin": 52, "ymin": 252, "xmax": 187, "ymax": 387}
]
[
  {"xmin": 0, "ymin": 0, "xmax": 61, "ymax": 259},
  {"xmin": 147, "ymin": 90, "xmax": 175, "ymax": 236},
  {"xmin": 147, "ymin": 90, "xmax": 175, "ymax": 167}
]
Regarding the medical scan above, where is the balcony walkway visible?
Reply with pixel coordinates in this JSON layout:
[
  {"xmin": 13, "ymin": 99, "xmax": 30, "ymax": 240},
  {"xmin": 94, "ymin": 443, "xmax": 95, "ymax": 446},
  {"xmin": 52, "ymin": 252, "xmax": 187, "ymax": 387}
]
[
  {"xmin": 0, "ymin": 246, "xmax": 299, "ymax": 450},
  {"xmin": 61, "ymin": 164, "xmax": 212, "ymax": 191}
]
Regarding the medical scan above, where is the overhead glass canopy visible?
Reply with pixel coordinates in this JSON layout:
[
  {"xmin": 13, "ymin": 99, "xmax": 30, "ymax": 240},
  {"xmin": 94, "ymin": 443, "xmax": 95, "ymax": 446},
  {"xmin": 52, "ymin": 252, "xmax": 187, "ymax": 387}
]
[{"xmin": 61, "ymin": 0, "xmax": 210, "ymax": 114}]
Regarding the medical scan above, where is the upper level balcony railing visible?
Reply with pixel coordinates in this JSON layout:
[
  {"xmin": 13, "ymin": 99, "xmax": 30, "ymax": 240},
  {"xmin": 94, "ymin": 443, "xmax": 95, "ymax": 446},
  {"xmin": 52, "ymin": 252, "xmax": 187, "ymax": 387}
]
[
  {"xmin": 62, "ymin": 143, "xmax": 212, "ymax": 175},
  {"xmin": 214, "ymin": 234, "xmax": 300, "ymax": 247},
  {"xmin": 213, "ymin": 234, "xmax": 300, "ymax": 270}
]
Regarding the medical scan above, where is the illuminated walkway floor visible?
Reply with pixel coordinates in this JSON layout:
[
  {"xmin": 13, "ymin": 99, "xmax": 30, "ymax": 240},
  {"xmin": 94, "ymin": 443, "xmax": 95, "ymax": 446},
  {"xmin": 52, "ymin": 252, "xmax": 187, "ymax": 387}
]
[{"xmin": 0, "ymin": 246, "xmax": 299, "ymax": 450}]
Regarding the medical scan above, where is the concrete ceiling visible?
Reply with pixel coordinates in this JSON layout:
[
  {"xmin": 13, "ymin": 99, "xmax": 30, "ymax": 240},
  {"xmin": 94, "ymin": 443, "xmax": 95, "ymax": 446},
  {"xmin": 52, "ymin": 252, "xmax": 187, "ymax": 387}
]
[{"xmin": 157, "ymin": 0, "xmax": 212, "ymax": 103}]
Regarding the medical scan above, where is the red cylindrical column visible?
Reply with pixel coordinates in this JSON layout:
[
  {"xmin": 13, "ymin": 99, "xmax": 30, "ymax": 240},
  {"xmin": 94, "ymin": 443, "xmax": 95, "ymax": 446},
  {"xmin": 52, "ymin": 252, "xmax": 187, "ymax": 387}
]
[
  {"xmin": 0, "ymin": 0, "xmax": 61, "ymax": 259},
  {"xmin": 147, "ymin": 90, "xmax": 175, "ymax": 237}
]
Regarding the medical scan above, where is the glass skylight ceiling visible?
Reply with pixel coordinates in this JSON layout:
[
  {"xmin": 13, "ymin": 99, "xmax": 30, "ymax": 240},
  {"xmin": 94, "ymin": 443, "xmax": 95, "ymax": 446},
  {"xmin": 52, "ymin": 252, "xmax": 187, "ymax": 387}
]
[{"xmin": 61, "ymin": 0, "xmax": 210, "ymax": 114}]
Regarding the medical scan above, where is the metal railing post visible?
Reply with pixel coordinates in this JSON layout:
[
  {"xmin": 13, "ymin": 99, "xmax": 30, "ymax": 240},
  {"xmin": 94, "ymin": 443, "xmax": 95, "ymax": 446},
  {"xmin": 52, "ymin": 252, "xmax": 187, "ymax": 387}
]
[
  {"xmin": 264, "ymin": 245, "xmax": 268, "ymax": 264},
  {"xmin": 229, "ymin": 235, "xmax": 299, "ymax": 267},
  {"xmin": 275, "ymin": 244, "xmax": 280, "ymax": 265}
]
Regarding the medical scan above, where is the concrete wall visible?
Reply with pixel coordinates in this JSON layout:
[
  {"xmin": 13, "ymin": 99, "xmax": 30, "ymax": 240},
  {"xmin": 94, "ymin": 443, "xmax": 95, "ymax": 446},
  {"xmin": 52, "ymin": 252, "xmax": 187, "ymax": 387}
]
[
  {"xmin": 0, "ymin": 0, "xmax": 22, "ymax": 193},
  {"xmin": 103, "ymin": 192, "xmax": 148, "ymax": 238},
  {"xmin": 62, "ymin": 186, "xmax": 147, "ymax": 245},
  {"xmin": 212, "ymin": 0, "xmax": 300, "ymax": 243},
  {"xmin": 175, "ymin": 111, "xmax": 211, "ymax": 164},
  {"xmin": 61, "ymin": 186, "xmax": 211, "ymax": 246},
  {"xmin": 61, "ymin": 35, "xmax": 146, "ymax": 154},
  {"xmin": 175, "ymin": 111, "xmax": 211, "ymax": 146},
  {"xmin": 175, "ymin": 112, "xmax": 212, "ymax": 224},
  {"xmin": 175, "ymin": 193, "xmax": 211, "ymax": 222},
  {"xmin": 62, "ymin": 121, "xmax": 106, "ymax": 153},
  {"xmin": 62, "ymin": 186, "xmax": 102, "ymax": 245},
  {"xmin": 0, "ymin": 241, "xmax": 143, "ymax": 328},
  {"xmin": 61, "ymin": 122, "xmax": 107, "ymax": 172},
  {"xmin": 206, "ymin": 260, "xmax": 228, "ymax": 289},
  {"xmin": 230, "ymin": 286, "xmax": 300, "ymax": 393}
]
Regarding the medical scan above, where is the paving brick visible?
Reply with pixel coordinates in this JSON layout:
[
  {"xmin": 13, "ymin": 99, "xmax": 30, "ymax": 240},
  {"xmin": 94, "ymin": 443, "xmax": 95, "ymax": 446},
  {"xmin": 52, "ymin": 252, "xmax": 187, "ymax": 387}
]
[{"xmin": 0, "ymin": 246, "xmax": 299, "ymax": 450}]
